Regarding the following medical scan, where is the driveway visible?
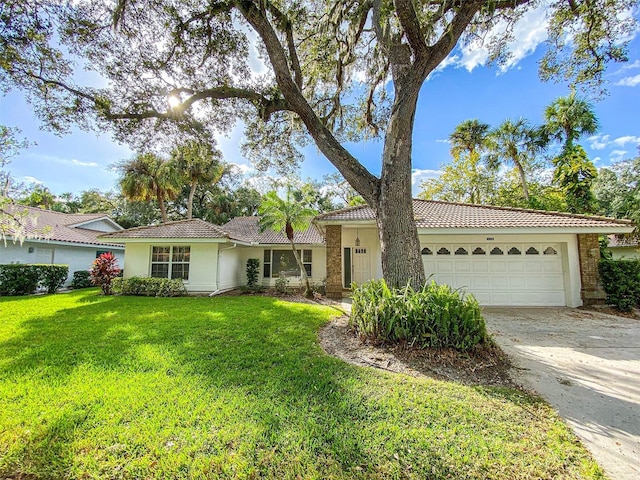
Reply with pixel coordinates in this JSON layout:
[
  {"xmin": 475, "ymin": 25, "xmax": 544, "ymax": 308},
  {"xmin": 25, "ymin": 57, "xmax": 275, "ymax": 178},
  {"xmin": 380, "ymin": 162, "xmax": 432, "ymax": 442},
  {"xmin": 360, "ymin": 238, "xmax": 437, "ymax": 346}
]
[{"xmin": 484, "ymin": 307, "xmax": 640, "ymax": 480}]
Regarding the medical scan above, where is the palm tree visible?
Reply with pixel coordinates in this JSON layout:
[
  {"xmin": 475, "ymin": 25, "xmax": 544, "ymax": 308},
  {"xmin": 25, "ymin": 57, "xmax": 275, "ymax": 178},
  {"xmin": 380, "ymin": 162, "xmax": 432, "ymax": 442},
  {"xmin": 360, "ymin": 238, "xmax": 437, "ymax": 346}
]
[
  {"xmin": 486, "ymin": 118, "xmax": 545, "ymax": 204},
  {"xmin": 117, "ymin": 152, "xmax": 181, "ymax": 223},
  {"xmin": 258, "ymin": 190, "xmax": 317, "ymax": 298},
  {"xmin": 449, "ymin": 119, "xmax": 490, "ymax": 204},
  {"xmin": 543, "ymin": 92, "xmax": 599, "ymax": 151},
  {"xmin": 171, "ymin": 141, "xmax": 227, "ymax": 219}
]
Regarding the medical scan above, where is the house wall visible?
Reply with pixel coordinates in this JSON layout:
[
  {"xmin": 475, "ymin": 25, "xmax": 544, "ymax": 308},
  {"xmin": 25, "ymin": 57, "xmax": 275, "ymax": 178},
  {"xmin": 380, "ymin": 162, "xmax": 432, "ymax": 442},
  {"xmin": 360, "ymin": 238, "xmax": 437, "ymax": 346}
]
[
  {"xmin": 0, "ymin": 240, "xmax": 124, "ymax": 286},
  {"xmin": 78, "ymin": 219, "xmax": 121, "ymax": 232},
  {"xmin": 238, "ymin": 245, "xmax": 327, "ymax": 289},
  {"xmin": 577, "ymin": 233, "xmax": 606, "ymax": 305},
  {"xmin": 122, "ymin": 242, "xmax": 220, "ymax": 293},
  {"xmin": 609, "ymin": 246, "xmax": 640, "ymax": 260}
]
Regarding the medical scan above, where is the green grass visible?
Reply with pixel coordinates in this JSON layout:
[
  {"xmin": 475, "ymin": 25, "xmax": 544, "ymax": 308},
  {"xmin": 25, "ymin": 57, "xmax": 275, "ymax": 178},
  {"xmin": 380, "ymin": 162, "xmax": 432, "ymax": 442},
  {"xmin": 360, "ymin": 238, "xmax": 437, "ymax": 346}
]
[{"xmin": 0, "ymin": 290, "xmax": 603, "ymax": 479}]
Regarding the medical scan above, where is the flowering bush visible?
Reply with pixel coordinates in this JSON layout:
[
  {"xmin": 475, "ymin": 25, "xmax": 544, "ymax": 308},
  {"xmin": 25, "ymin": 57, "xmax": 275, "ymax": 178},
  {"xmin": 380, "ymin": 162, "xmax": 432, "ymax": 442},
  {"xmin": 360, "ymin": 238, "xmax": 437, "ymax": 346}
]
[{"xmin": 90, "ymin": 252, "xmax": 121, "ymax": 295}]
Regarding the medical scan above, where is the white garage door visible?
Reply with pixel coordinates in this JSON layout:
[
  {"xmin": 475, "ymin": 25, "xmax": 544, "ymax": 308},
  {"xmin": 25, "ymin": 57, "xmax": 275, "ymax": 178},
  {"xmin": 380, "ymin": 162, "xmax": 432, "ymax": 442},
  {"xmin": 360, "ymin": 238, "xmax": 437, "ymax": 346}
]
[{"xmin": 422, "ymin": 243, "xmax": 566, "ymax": 306}]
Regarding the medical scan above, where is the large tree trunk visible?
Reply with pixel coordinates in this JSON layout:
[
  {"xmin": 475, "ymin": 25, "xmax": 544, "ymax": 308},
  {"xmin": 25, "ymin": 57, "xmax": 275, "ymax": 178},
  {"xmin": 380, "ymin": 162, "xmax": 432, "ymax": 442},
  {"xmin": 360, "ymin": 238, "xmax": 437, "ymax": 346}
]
[{"xmin": 376, "ymin": 75, "xmax": 425, "ymax": 289}]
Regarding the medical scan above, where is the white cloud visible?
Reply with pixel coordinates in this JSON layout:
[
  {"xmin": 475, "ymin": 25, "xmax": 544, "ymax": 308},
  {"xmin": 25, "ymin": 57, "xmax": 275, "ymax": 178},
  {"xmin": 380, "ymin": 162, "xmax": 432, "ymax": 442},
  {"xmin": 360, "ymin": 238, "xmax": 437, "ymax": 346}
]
[
  {"xmin": 588, "ymin": 134, "xmax": 640, "ymax": 150},
  {"xmin": 435, "ymin": 139, "xmax": 451, "ymax": 144},
  {"xmin": 69, "ymin": 159, "xmax": 99, "ymax": 167},
  {"xmin": 453, "ymin": 4, "xmax": 549, "ymax": 73},
  {"xmin": 588, "ymin": 134, "xmax": 611, "ymax": 150},
  {"xmin": 411, "ymin": 168, "xmax": 441, "ymax": 195},
  {"xmin": 592, "ymin": 156, "xmax": 602, "ymax": 165},
  {"xmin": 22, "ymin": 176, "xmax": 44, "ymax": 185},
  {"xmin": 609, "ymin": 149, "xmax": 628, "ymax": 161},
  {"xmin": 614, "ymin": 74, "xmax": 640, "ymax": 87},
  {"xmin": 612, "ymin": 136, "xmax": 640, "ymax": 147}
]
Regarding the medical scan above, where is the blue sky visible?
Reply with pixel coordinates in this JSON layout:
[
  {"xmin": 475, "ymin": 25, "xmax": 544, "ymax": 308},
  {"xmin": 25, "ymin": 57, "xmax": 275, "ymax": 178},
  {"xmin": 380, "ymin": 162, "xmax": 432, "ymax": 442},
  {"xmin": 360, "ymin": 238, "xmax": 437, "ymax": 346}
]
[{"xmin": 1, "ymin": 8, "xmax": 639, "ymax": 197}]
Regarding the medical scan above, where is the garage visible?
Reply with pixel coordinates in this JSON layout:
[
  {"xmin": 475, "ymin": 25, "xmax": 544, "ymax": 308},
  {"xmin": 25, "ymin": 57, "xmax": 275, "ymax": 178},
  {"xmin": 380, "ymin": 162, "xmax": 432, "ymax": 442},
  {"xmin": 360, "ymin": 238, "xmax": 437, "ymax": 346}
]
[{"xmin": 421, "ymin": 242, "xmax": 566, "ymax": 306}]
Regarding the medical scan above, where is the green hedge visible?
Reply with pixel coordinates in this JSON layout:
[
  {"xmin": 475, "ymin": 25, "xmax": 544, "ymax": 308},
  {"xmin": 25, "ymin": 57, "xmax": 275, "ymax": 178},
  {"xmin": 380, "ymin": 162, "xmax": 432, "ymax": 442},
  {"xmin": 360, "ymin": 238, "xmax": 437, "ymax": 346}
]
[
  {"xmin": 350, "ymin": 279, "xmax": 487, "ymax": 351},
  {"xmin": 0, "ymin": 264, "xmax": 69, "ymax": 296},
  {"xmin": 111, "ymin": 277, "xmax": 187, "ymax": 297},
  {"xmin": 71, "ymin": 270, "xmax": 92, "ymax": 289},
  {"xmin": 599, "ymin": 258, "xmax": 640, "ymax": 311}
]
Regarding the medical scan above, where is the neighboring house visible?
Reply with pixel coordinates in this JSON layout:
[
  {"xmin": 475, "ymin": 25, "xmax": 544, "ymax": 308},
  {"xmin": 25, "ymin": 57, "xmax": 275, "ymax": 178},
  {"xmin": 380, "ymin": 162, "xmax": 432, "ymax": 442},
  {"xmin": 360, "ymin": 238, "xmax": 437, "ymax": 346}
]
[
  {"xmin": 100, "ymin": 200, "xmax": 635, "ymax": 307},
  {"xmin": 1, "ymin": 205, "xmax": 125, "ymax": 284},
  {"xmin": 606, "ymin": 234, "xmax": 640, "ymax": 260}
]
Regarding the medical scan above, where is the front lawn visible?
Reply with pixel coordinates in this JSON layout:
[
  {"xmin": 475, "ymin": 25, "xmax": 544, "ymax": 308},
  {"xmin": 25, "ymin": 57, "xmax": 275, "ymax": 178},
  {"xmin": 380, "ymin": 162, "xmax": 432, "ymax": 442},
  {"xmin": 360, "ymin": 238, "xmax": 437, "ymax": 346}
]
[{"xmin": 0, "ymin": 290, "xmax": 602, "ymax": 479}]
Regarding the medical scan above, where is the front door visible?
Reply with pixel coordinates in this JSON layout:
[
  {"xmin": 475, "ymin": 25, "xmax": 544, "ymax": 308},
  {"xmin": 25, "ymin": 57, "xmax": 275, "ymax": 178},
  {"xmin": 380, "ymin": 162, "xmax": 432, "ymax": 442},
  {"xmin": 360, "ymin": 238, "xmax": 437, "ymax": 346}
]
[{"xmin": 353, "ymin": 247, "xmax": 370, "ymax": 284}]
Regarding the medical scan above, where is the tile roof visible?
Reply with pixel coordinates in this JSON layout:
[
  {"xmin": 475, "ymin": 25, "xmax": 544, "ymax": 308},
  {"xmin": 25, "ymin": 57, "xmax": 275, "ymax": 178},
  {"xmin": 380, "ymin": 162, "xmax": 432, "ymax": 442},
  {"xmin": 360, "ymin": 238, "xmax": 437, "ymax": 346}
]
[
  {"xmin": 223, "ymin": 216, "xmax": 323, "ymax": 244},
  {"xmin": 100, "ymin": 219, "xmax": 229, "ymax": 239},
  {"xmin": 3, "ymin": 205, "xmax": 123, "ymax": 247},
  {"xmin": 315, "ymin": 199, "xmax": 635, "ymax": 230},
  {"xmin": 607, "ymin": 234, "xmax": 639, "ymax": 248}
]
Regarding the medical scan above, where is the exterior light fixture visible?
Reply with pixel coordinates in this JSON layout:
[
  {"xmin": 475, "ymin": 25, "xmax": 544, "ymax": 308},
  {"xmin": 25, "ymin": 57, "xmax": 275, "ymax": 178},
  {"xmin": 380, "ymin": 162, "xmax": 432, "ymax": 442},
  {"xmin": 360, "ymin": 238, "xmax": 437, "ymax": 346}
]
[{"xmin": 355, "ymin": 228, "xmax": 360, "ymax": 246}]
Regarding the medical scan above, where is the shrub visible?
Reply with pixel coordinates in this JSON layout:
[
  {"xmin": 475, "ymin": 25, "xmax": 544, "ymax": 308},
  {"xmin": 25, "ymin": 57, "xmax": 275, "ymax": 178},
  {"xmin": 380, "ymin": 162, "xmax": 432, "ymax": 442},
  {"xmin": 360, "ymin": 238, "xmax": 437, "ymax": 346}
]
[
  {"xmin": 274, "ymin": 276, "xmax": 289, "ymax": 295},
  {"xmin": 0, "ymin": 264, "xmax": 69, "ymax": 295},
  {"xmin": 0, "ymin": 265, "xmax": 41, "ymax": 296},
  {"xmin": 90, "ymin": 252, "xmax": 121, "ymax": 295},
  {"xmin": 246, "ymin": 258, "xmax": 260, "ymax": 288},
  {"xmin": 111, "ymin": 276, "xmax": 187, "ymax": 297},
  {"xmin": 71, "ymin": 270, "xmax": 92, "ymax": 289},
  {"xmin": 38, "ymin": 265, "xmax": 69, "ymax": 293},
  {"xmin": 350, "ymin": 279, "xmax": 487, "ymax": 351},
  {"xmin": 599, "ymin": 258, "xmax": 640, "ymax": 311}
]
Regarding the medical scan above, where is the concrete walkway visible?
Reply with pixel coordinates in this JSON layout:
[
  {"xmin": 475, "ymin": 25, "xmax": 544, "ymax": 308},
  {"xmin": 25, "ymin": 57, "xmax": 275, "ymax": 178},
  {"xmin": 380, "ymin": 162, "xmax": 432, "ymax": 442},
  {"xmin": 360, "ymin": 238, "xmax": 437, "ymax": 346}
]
[{"xmin": 483, "ymin": 307, "xmax": 640, "ymax": 480}]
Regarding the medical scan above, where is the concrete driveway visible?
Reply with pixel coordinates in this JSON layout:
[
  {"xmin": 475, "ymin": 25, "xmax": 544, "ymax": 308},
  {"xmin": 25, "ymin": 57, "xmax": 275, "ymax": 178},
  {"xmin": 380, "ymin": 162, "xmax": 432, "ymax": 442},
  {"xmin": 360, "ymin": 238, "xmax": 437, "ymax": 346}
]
[{"xmin": 484, "ymin": 307, "xmax": 640, "ymax": 480}]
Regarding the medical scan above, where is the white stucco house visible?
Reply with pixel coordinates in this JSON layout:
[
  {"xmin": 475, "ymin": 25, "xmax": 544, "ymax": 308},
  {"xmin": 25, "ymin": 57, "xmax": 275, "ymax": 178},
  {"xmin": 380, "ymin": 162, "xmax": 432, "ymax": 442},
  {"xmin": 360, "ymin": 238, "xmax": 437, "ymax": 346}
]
[
  {"xmin": 1, "ymin": 205, "xmax": 125, "ymax": 284},
  {"xmin": 99, "ymin": 200, "xmax": 635, "ymax": 307}
]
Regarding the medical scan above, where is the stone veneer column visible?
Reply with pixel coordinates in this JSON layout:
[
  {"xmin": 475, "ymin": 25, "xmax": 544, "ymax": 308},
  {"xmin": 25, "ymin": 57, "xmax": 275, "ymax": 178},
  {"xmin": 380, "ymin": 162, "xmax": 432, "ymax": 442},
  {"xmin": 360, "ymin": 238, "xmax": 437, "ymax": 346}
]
[
  {"xmin": 325, "ymin": 225, "xmax": 343, "ymax": 299},
  {"xmin": 577, "ymin": 233, "xmax": 606, "ymax": 305}
]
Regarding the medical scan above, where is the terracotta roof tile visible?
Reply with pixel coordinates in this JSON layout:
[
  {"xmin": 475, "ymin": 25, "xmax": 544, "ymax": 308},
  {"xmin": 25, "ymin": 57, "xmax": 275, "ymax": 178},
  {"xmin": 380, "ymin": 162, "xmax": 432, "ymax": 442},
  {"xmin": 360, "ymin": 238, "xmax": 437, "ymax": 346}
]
[
  {"xmin": 315, "ymin": 199, "xmax": 635, "ymax": 230},
  {"xmin": 3, "ymin": 205, "xmax": 123, "ymax": 247},
  {"xmin": 223, "ymin": 216, "xmax": 323, "ymax": 244},
  {"xmin": 100, "ymin": 219, "xmax": 228, "ymax": 239}
]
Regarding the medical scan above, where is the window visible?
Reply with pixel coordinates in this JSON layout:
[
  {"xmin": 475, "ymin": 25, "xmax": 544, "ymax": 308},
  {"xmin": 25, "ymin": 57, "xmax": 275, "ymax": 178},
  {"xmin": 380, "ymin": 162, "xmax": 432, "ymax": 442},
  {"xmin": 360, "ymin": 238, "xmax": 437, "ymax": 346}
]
[
  {"xmin": 508, "ymin": 247, "xmax": 522, "ymax": 255},
  {"xmin": 490, "ymin": 247, "xmax": 504, "ymax": 255},
  {"xmin": 472, "ymin": 247, "xmax": 486, "ymax": 255},
  {"xmin": 544, "ymin": 247, "xmax": 558, "ymax": 255},
  {"xmin": 421, "ymin": 247, "xmax": 433, "ymax": 255},
  {"xmin": 151, "ymin": 246, "xmax": 190, "ymax": 280},
  {"xmin": 96, "ymin": 249, "xmax": 112, "ymax": 258},
  {"xmin": 526, "ymin": 247, "xmax": 539, "ymax": 255},
  {"xmin": 263, "ymin": 249, "xmax": 312, "ymax": 277},
  {"xmin": 437, "ymin": 247, "xmax": 451, "ymax": 255},
  {"xmin": 455, "ymin": 247, "xmax": 468, "ymax": 255}
]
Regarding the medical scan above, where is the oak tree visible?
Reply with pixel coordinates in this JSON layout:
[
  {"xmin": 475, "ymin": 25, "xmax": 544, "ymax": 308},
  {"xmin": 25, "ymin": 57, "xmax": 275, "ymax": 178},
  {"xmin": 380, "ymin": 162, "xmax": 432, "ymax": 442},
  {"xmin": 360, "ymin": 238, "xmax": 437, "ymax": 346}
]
[{"xmin": 1, "ymin": 0, "xmax": 636, "ymax": 288}]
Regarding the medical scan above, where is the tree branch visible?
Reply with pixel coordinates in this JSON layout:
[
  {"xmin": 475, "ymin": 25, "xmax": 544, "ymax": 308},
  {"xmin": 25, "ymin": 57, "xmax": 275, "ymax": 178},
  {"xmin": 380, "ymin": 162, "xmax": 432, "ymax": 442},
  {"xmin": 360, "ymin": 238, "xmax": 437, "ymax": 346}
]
[
  {"xmin": 394, "ymin": 0, "xmax": 428, "ymax": 59},
  {"xmin": 236, "ymin": 0, "xmax": 380, "ymax": 205}
]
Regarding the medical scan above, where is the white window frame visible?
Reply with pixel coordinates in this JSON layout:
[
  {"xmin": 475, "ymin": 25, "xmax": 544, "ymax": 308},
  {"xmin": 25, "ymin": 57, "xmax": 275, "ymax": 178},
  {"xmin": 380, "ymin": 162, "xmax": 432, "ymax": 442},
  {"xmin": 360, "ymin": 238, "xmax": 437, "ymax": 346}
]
[{"xmin": 150, "ymin": 245, "xmax": 191, "ymax": 281}]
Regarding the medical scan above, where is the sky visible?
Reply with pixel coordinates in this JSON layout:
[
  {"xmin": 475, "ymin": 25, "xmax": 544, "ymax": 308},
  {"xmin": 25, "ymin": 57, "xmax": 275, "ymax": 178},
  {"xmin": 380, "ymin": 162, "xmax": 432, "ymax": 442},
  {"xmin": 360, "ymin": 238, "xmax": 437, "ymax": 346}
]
[{"xmin": 1, "ymin": 6, "xmax": 639, "ymax": 198}]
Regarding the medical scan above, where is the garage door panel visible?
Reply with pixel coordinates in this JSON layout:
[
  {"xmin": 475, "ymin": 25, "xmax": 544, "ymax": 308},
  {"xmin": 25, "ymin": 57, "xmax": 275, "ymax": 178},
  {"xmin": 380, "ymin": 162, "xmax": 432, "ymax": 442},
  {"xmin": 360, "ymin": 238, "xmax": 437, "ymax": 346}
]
[
  {"xmin": 472, "ymin": 262, "xmax": 489, "ymax": 273},
  {"xmin": 422, "ymin": 243, "xmax": 566, "ymax": 306},
  {"xmin": 490, "ymin": 261, "xmax": 507, "ymax": 273}
]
